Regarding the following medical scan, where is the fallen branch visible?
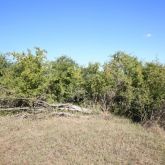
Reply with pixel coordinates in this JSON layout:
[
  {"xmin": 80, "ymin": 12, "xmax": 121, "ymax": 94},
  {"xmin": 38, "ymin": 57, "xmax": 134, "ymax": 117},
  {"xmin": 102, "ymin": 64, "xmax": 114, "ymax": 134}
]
[
  {"xmin": 49, "ymin": 103, "xmax": 91, "ymax": 113},
  {"xmin": 0, "ymin": 107, "xmax": 30, "ymax": 111},
  {"xmin": 0, "ymin": 98, "xmax": 92, "ymax": 114}
]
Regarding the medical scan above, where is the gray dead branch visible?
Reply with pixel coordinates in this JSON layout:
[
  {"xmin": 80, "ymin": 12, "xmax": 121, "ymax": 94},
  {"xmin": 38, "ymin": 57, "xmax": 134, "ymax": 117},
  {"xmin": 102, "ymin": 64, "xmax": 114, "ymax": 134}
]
[{"xmin": 0, "ymin": 98, "xmax": 91, "ymax": 114}]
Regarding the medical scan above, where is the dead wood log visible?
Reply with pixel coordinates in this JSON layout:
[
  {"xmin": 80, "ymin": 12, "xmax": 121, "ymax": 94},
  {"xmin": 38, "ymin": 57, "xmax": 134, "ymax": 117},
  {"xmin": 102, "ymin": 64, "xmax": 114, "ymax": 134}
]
[
  {"xmin": 51, "ymin": 103, "xmax": 91, "ymax": 113},
  {"xmin": 0, "ymin": 107, "xmax": 30, "ymax": 111},
  {"xmin": 0, "ymin": 97, "xmax": 91, "ymax": 114}
]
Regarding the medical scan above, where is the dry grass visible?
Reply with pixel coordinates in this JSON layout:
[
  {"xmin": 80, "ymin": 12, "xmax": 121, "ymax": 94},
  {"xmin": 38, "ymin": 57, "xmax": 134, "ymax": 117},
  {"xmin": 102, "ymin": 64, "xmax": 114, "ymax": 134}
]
[{"xmin": 0, "ymin": 113, "xmax": 165, "ymax": 165}]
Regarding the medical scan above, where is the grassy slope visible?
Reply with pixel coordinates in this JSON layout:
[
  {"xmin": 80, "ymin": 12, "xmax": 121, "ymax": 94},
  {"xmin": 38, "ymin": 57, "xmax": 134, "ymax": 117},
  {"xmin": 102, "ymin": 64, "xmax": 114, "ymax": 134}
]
[{"xmin": 0, "ymin": 113, "xmax": 165, "ymax": 165}]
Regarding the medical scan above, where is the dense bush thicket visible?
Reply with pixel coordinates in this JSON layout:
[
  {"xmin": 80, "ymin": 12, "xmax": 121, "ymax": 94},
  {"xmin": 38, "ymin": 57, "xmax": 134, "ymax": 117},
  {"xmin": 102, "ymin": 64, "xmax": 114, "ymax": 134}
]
[{"xmin": 0, "ymin": 48, "xmax": 165, "ymax": 124}]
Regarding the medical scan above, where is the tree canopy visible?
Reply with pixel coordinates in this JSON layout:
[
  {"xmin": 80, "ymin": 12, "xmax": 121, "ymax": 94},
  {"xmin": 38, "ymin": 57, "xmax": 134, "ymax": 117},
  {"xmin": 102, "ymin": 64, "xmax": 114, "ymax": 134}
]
[{"xmin": 1, "ymin": 48, "xmax": 165, "ymax": 125}]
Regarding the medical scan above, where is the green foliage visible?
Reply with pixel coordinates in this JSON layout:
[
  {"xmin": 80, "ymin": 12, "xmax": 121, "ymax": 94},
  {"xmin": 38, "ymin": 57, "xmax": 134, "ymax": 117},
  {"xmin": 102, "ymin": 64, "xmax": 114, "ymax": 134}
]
[
  {"xmin": 102, "ymin": 52, "xmax": 165, "ymax": 123},
  {"xmin": 1, "ymin": 48, "xmax": 47, "ymax": 97},
  {"xmin": 143, "ymin": 62, "xmax": 165, "ymax": 101},
  {"xmin": 0, "ymin": 48, "xmax": 165, "ymax": 126},
  {"xmin": 82, "ymin": 63, "xmax": 106, "ymax": 102},
  {"xmin": 0, "ymin": 54, "xmax": 10, "ymax": 78},
  {"xmin": 103, "ymin": 52, "xmax": 150, "ymax": 121},
  {"xmin": 143, "ymin": 62, "xmax": 165, "ymax": 116},
  {"xmin": 45, "ymin": 56, "xmax": 83, "ymax": 102},
  {"xmin": 103, "ymin": 53, "xmax": 135, "ymax": 116}
]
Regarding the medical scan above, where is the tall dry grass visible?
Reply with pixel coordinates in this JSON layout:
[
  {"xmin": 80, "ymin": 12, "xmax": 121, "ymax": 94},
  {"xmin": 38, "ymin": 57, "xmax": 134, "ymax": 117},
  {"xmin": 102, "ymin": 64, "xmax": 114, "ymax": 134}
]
[{"xmin": 0, "ymin": 113, "xmax": 165, "ymax": 165}]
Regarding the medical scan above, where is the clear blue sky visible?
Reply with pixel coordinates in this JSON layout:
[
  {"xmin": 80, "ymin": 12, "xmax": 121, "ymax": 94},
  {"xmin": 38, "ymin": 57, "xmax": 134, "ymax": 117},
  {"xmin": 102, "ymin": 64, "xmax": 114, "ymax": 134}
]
[{"xmin": 0, "ymin": 0, "xmax": 165, "ymax": 65}]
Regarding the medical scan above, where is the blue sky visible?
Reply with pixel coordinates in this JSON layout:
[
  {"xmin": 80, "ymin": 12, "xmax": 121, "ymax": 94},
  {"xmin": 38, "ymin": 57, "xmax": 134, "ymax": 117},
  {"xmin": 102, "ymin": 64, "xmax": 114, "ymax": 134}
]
[{"xmin": 0, "ymin": 0, "xmax": 165, "ymax": 65}]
